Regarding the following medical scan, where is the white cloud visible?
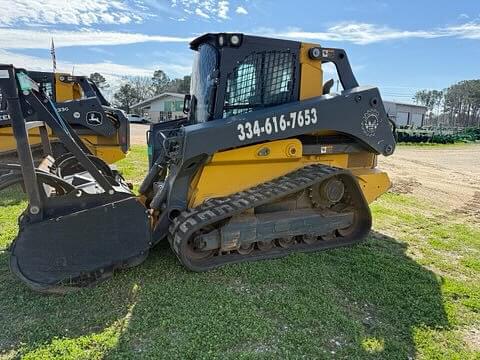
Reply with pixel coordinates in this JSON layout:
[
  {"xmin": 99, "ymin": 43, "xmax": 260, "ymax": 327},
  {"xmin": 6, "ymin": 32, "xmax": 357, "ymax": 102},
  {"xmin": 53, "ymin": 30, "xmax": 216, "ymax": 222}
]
[
  {"xmin": 88, "ymin": 47, "xmax": 115, "ymax": 56},
  {"xmin": 195, "ymin": 8, "xmax": 211, "ymax": 19},
  {"xmin": 169, "ymin": 17, "xmax": 187, "ymax": 22},
  {"xmin": 217, "ymin": 1, "xmax": 230, "ymax": 20},
  {"xmin": 263, "ymin": 21, "xmax": 480, "ymax": 45},
  {"xmin": 0, "ymin": 28, "xmax": 191, "ymax": 50},
  {"xmin": 0, "ymin": 49, "xmax": 192, "ymax": 99},
  {"xmin": 271, "ymin": 23, "xmax": 437, "ymax": 45},
  {"xmin": 0, "ymin": 0, "xmax": 149, "ymax": 27},
  {"xmin": 0, "ymin": 49, "xmax": 149, "ymax": 85},
  {"xmin": 447, "ymin": 21, "xmax": 480, "ymax": 39},
  {"xmin": 235, "ymin": 6, "xmax": 248, "ymax": 15},
  {"xmin": 169, "ymin": 0, "xmax": 232, "ymax": 21},
  {"xmin": 0, "ymin": 0, "xmax": 236, "ymax": 23}
]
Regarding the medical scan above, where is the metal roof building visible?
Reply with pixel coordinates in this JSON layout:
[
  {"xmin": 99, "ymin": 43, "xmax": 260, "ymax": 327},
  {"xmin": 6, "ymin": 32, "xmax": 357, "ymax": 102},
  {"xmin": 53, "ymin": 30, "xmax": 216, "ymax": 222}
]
[{"xmin": 384, "ymin": 101, "xmax": 428, "ymax": 128}]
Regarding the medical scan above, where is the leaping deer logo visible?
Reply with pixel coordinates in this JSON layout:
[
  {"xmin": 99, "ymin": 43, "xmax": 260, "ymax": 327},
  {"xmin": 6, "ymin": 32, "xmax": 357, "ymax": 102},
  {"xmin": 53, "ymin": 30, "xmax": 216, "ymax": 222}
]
[{"xmin": 86, "ymin": 112, "xmax": 103, "ymax": 126}]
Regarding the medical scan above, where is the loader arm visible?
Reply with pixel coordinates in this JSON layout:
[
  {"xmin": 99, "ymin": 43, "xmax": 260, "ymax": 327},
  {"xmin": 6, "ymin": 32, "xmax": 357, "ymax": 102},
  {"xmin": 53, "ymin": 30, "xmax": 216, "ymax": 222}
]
[{"xmin": 0, "ymin": 66, "xmax": 150, "ymax": 293}]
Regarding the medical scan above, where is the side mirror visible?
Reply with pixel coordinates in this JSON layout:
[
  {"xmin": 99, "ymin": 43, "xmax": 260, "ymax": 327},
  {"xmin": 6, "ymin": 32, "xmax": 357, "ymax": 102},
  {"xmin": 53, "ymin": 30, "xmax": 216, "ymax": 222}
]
[
  {"xmin": 183, "ymin": 94, "xmax": 191, "ymax": 115},
  {"xmin": 322, "ymin": 79, "xmax": 334, "ymax": 95}
]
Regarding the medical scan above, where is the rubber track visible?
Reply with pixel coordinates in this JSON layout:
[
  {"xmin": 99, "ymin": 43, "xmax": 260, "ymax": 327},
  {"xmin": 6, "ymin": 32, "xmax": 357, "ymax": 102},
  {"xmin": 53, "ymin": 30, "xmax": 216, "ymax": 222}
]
[{"xmin": 168, "ymin": 164, "xmax": 369, "ymax": 271}]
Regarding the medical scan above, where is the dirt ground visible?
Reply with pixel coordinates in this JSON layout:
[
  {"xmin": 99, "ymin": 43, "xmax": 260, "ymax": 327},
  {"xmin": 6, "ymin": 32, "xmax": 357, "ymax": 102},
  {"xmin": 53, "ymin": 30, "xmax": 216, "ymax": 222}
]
[
  {"xmin": 130, "ymin": 123, "xmax": 149, "ymax": 145},
  {"xmin": 379, "ymin": 144, "xmax": 480, "ymax": 220},
  {"xmin": 131, "ymin": 124, "xmax": 479, "ymax": 220}
]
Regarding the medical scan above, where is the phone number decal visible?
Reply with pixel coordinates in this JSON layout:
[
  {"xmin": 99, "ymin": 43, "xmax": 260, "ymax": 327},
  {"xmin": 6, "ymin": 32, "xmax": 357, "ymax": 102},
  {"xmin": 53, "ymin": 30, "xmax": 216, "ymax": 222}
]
[{"xmin": 237, "ymin": 108, "xmax": 317, "ymax": 141}]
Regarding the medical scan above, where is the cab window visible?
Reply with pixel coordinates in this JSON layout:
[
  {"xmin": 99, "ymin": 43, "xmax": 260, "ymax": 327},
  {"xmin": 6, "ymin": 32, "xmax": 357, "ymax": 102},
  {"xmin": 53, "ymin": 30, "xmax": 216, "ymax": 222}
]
[{"xmin": 224, "ymin": 50, "xmax": 296, "ymax": 117}]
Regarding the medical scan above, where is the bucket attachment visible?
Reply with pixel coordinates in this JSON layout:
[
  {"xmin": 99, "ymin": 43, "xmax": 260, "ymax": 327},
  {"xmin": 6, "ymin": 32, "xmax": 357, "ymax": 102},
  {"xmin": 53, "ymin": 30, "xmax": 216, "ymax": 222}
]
[{"xmin": 0, "ymin": 65, "xmax": 151, "ymax": 293}]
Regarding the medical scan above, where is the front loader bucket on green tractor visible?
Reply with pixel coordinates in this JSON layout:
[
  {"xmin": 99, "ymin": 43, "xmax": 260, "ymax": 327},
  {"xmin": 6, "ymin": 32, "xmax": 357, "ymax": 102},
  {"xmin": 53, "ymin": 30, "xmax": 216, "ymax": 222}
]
[{"xmin": 0, "ymin": 65, "xmax": 151, "ymax": 293}]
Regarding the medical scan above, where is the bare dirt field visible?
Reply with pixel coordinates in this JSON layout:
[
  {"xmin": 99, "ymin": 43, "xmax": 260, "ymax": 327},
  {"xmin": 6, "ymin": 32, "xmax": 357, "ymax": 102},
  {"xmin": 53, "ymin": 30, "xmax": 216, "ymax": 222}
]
[
  {"xmin": 131, "ymin": 123, "xmax": 479, "ymax": 220},
  {"xmin": 379, "ymin": 144, "xmax": 480, "ymax": 221}
]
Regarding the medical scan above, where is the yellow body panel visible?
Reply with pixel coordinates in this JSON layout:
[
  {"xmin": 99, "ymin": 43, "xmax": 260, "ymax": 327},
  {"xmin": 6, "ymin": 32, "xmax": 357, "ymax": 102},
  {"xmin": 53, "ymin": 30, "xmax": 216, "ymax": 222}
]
[
  {"xmin": 189, "ymin": 140, "xmax": 303, "ymax": 207},
  {"xmin": 351, "ymin": 168, "xmax": 391, "ymax": 203},
  {"xmin": 299, "ymin": 43, "xmax": 324, "ymax": 101},
  {"xmin": 0, "ymin": 126, "xmax": 49, "ymax": 152},
  {"xmin": 0, "ymin": 127, "xmax": 125, "ymax": 164},
  {"xmin": 80, "ymin": 134, "xmax": 126, "ymax": 164},
  {"xmin": 189, "ymin": 140, "xmax": 391, "ymax": 208},
  {"xmin": 54, "ymin": 73, "xmax": 83, "ymax": 102}
]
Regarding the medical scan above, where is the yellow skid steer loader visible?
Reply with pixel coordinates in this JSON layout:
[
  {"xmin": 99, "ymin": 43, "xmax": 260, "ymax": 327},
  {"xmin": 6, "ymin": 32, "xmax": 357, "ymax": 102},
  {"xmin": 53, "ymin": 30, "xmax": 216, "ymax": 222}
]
[{"xmin": 0, "ymin": 33, "xmax": 395, "ymax": 293}]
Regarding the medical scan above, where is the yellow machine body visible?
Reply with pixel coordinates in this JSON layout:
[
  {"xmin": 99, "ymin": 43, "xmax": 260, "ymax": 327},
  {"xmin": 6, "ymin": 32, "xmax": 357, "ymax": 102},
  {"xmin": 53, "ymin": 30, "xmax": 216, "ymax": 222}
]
[
  {"xmin": 0, "ymin": 73, "xmax": 126, "ymax": 164},
  {"xmin": 53, "ymin": 73, "xmax": 83, "ymax": 102},
  {"xmin": 189, "ymin": 42, "xmax": 391, "ymax": 208},
  {"xmin": 0, "ymin": 126, "xmax": 126, "ymax": 164}
]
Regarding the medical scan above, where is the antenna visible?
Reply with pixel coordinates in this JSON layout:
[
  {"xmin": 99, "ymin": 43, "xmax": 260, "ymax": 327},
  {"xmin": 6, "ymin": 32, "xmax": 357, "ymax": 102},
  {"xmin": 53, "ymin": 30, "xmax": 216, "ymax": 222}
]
[{"xmin": 50, "ymin": 38, "xmax": 56, "ymax": 73}]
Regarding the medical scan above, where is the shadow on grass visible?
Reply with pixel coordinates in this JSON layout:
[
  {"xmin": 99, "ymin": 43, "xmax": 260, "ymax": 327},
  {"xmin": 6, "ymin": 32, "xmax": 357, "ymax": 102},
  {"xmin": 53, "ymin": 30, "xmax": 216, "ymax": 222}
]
[
  {"xmin": 0, "ymin": 232, "xmax": 448, "ymax": 359},
  {"xmin": 0, "ymin": 185, "xmax": 26, "ymax": 207}
]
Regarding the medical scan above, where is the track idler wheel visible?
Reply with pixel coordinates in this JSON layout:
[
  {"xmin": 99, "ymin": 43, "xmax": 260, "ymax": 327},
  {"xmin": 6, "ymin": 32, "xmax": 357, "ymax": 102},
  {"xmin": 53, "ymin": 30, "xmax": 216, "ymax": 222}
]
[
  {"xmin": 257, "ymin": 240, "xmax": 274, "ymax": 251},
  {"xmin": 302, "ymin": 235, "xmax": 319, "ymax": 245},
  {"xmin": 337, "ymin": 208, "xmax": 358, "ymax": 238},
  {"xmin": 237, "ymin": 243, "xmax": 254, "ymax": 255},
  {"xmin": 321, "ymin": 232, "xmax": 337, "ymax": 241},
  {"xmin": 277, "ymin": 237, "xmax": 295, "ymax": 248},
  {"xmin": 310, "ymin": 177, "xmax": 346, "ymax": 207},
  {"xmin": 188, "ymin": 230, "xmax": 215, "ymax": 260}
]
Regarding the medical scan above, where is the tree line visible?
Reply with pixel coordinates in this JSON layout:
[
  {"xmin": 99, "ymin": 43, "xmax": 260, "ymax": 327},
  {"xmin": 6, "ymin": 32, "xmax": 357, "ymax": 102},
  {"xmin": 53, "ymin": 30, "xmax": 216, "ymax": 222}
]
[
  {"xmin": 414, "ymin": 79, "xmax": 480, "ymax": 128},
  {"xmin": 89, "ymin": 71, "xmax": 191, "ymax": 113}
]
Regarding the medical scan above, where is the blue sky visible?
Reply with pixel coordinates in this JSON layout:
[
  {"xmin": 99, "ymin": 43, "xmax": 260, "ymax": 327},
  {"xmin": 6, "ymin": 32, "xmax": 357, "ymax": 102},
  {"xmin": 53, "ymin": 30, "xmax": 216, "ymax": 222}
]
[{"xmin": 0, "ymin": 0, "xmax": 479, "ymax": 101}]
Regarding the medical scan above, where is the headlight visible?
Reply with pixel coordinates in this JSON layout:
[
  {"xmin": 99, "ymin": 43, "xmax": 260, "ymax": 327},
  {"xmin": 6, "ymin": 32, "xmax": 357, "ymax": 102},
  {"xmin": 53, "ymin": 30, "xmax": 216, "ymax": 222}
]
[
  {"xmin": 229, "ymin": 34, "xmax": 241, "ymax": 46},
  {"xmin": 218, "ymin": 34, "xmax": 226, "ymax": 47},
  {"xmin": 217, "ymin": 33, "xmax": 242, "ymax": 48}
]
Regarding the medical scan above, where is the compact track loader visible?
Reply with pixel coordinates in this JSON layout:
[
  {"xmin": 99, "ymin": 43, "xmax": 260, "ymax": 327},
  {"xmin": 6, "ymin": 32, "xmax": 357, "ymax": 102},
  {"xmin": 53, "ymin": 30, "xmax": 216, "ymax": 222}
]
[
  {"xmin": 0, "ymin": 33, "xmax": 396, "ymax": 293},
  {"xmin": 0, "ymin": 71, "xmax": 129, "ymax": 165}
]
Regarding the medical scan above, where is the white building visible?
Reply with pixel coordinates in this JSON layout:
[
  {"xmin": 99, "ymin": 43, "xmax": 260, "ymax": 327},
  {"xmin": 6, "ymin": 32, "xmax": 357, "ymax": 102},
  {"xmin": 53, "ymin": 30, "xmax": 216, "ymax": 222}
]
[
  {"xmin": 384, "ymin": 101, "xmax": 427, "ymax": 128},
  {"xmin": 131, "ymin": 92, "xmax": 186, "ymax": 123}
]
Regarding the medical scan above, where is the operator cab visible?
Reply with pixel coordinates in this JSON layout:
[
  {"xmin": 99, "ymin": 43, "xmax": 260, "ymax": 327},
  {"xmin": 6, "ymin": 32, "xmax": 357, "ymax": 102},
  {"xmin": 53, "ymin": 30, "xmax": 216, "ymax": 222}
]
[
  {"xmin": 186, "ymin": 33, "xmax": 359, "ymax": 125},
  {"xmin": 187, "ymin": 33, "xmax": 301, "ymax": 123}
]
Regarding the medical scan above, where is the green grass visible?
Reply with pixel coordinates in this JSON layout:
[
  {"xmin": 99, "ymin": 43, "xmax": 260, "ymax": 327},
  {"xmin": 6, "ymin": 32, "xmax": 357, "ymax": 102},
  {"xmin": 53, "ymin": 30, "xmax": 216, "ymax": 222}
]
[
  {"xmin": 397, "ymin": 142, "xmax": 475, "ymax": 148},
  {"xmin": 0, "ymin": 146, "xmax": 479, "ymax": 359},
  {"xmin": 115, "ymin": 146, "xmax": 150, "ymax": 186}
]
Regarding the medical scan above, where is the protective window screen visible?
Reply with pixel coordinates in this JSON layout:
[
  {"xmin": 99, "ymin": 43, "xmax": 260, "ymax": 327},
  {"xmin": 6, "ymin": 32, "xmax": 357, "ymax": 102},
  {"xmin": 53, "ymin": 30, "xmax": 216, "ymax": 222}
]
[
  {"xmin": 39, "ymin": 81, "xmax": 54, "ymax": 99},
  {"xmin": 224, "ymin": 50, "xmax": 296, "ymax": 117}
]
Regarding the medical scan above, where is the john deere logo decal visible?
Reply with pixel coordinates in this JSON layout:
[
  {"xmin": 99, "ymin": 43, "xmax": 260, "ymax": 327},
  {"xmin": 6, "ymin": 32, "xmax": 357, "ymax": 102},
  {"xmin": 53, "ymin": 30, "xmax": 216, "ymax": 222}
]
[
  {"xmin": 361, "ymin": 109, "xmax": 379, "ymax": 137},
  {"xmin": 86, "ymin": 111, "xmax": 103, "ymax": 126}
]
